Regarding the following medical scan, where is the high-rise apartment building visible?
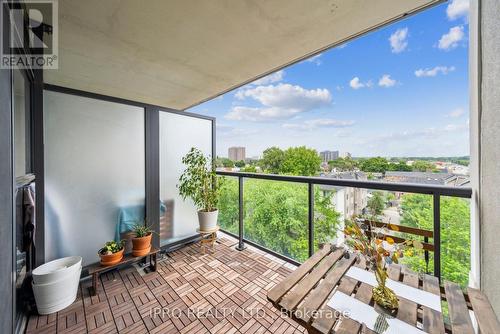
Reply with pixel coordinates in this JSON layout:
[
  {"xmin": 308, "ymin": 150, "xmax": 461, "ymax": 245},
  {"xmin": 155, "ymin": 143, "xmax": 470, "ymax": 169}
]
[
  {"xmin": 228, "ymin": 146, "xmax": 246, "ymax": 161},
  {"xmin": 320, "ymin": 150, "xmax": 339, "ymax": 162}
]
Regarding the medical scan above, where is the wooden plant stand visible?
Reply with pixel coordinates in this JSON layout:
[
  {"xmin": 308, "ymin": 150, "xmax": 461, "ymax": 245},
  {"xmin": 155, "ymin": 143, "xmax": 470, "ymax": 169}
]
[
  {"xmin": 197, "ymin": 226, "xmax": 219, "ymax": 254},
  {"xmin": 87, "ymin": 247, "xmax": 159, "ymax": 296}
]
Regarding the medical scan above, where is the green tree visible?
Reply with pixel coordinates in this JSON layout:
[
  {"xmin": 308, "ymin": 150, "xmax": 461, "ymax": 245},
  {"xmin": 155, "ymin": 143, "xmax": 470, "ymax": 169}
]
[
  {"xmin": 217, "ymin": 179, "xmax": 341, "ymax": 262},
  {"xmin": 234, "ymin": 160, "xmax": 245, "ymax": 168},
  {"xmin": 367, "ymin": 191, "xmax": 385, "ymax": 215},
  {"xmin": 241, "ymin": 165, "xmax": 257, "ymax": 173},
  {"xmin": 260, "ymin": 147, "xmax": 285, "ymax": 174},
  {"xmin": 360, "ymin": 157, "xmax": 389, "ymax": 173},
  {"xmin": 399, "ymin": 194, "xmax": 470, "ymax": 286},
  {"xmin": 412, "ymin": 160, "xmax": 435, "ymax": 172},
  {"xmin": 217, "ymin": 177, "xmax": 239, "ymax": 234},
  {"xmin": 281, "ymin": 146, "xmax": 321, "ymax": 176},
  {"xmin": 328, "ymin": 157, "xmax": 358, "ymax": 171},
  {"xmin": 221, "ymin": 158, "xmax": 234, "ymax": 168},
  {"xmin": 387, "ymin": 161, "xmax": 412, "ymax": 172}
]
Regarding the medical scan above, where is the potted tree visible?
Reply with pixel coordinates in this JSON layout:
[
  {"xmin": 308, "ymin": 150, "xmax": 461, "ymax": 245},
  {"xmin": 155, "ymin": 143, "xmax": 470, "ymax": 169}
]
[
  {"xmin": 98, "ymin": 240, "xmax": 124, "ymax": 266},
  {"xmin": 131, "ymin": 223, "xmax": 153, "ymax": 256},
  {"xmin": 178, "ymin": 147, "xmax": 221, "ymax": 231}
]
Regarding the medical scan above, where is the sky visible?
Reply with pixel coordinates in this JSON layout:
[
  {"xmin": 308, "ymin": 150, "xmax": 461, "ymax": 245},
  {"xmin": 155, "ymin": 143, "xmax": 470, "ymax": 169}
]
[{"xmin": 188, "ymin": 0, "xmax": 470, "ymax": 159}]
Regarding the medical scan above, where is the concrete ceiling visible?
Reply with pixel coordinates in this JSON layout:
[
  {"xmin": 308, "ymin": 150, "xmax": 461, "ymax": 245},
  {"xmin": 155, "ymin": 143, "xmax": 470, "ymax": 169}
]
[{"xmin": 44, "ymin": 0, "xmax": 442, "ymax": 110}]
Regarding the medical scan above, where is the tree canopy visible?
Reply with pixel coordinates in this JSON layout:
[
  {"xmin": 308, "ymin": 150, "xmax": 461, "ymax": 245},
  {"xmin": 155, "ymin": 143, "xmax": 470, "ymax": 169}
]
[
  {"xmin": 328, "ymin": 157, "xmax": 358, "ymax": 171},
  {"xmin": 360, "ymin": 157, "xmax": 389, "ymax": 173},
  {"xmin": 281, "ymin": 146, "xmax": 321, "ymax": 176},
  {"xmin": 367, "ymin": 191, "xmax": 385, "ymax": 215},
  {"xmin": 260, "ymin": 147, "xmax": 285, "ymax": 174},
  {"xmin": 218, "ymin": 178, "xmax": 341, "ymax": 261},
  {"xmin": 260, "ymin": 146, "xmax": 321, "ymax": 176},
  {"xmin": 399, "ymin": 194, "xmax": 470, "ymax": 286}
]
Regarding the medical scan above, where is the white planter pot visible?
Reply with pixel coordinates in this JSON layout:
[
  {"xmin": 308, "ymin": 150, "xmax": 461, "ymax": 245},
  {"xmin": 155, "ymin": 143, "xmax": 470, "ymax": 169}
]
[
  {"xmin": 32, "ymin": 256, "xmax": 82, "ymax": 315},
  {"xmin": 198, "ymin": 210, "xmax": 218, "ymax": 231},
  {"xmin": 32, "ymin": 256, "xmax": 82, "ymax": 285}
]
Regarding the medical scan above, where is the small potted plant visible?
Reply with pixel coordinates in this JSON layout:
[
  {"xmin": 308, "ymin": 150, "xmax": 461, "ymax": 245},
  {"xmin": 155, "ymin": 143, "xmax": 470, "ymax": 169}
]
[
  {"xmin": 131, "ymin": 223, "xmax": 153, "ymax": 256},
  {"xmin": 178, "ymin": 147, "xmax": 221, "ymax": 231},
  {"xmin": 98, "ymin": 240, "xmax": 125, "ymax": 266}
]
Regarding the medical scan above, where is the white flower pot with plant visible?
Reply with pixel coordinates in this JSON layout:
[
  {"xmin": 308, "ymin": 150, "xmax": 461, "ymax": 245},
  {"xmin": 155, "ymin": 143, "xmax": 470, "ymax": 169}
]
[{"xmin": 178, "ymin": 148, "xmax": 221, "ymax": 231}]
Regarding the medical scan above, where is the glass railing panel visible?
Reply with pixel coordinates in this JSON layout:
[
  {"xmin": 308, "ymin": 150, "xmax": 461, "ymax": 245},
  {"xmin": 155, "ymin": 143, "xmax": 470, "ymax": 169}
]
[
  {"xmin": 313, "ymin": 185, "xmax": 359, "ymax": 251},
  {"xmin": 243, "ymin": 178, "xmax": 308, "ymax": 262},
  {"xmin": 396, "ymin": 192, "xmax": 435, "ymax": 276},
  {"xmin": 217, "ymin": 176, "xmax": 239, "ymax": 235},
  {"xmin": 439, "ymin": 196, "xmax": 470, "ymax": 287}
]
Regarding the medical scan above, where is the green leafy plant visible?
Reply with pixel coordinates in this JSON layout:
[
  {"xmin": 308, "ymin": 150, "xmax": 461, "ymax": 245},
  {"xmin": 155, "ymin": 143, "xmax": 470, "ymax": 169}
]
[
  {"xmin": 99, "ymin": 240, "xmax": 124, "ymax": 255},
  {"xmin": 178, "ymin": 147, "xmax": 221, "ymax": 212},
  {"xmin": 132, "ymin": 222, "xmax": 153, "ymax": 238}
]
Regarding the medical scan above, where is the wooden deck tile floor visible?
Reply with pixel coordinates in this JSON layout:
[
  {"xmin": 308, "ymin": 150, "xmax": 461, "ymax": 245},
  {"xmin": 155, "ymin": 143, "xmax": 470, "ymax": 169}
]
[{"xmin": 26, "ymin": 236, "xmax": 305, "ymax": 334}]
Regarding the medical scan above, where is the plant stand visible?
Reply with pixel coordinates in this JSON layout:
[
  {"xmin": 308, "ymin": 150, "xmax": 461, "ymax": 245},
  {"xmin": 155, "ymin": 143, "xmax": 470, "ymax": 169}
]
[
  {"xmin": 87, "ymin": 247, "xmax": 158, "ymax": 296},
  {"xmin": 197, "ymin": 226, "xmax": 219, "ymax": 254}
]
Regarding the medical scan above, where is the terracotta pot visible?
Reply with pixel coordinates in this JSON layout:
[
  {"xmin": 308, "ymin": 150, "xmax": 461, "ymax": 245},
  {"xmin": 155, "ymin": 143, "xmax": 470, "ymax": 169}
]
[
  {"xmin": 99, "ymin": 248, "xmax": 124, "ymax": 266},
  {"xmin": 132, "ymin": 233, "xmax": 152, "ymax": 257}
]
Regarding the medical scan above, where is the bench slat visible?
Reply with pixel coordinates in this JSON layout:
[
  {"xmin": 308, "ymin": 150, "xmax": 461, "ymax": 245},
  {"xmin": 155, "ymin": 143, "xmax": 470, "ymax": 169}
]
[
  {"xmin": 422, "ymin": 274, "xmax": 445, "ymax": 334},
  {"xmin": 279, "ymin": 249, "xmax": 344, "ymax": 310},
  {"xmin": 445, "ymin": 281, "xmax": 474, "ymax": 334},
  {"xmin": 296, "ymin": 255, "xmax": 355, "ymax": 323},
  {"xmin": 267, "ymin": 245, "xmax": 332, "ymax": 303},
  {"xmin": 467, "ymin": 287, "xmax": 500, "ymax": 334}
]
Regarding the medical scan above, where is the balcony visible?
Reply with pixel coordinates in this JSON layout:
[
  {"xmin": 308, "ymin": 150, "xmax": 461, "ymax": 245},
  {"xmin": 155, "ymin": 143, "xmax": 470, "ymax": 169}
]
[{"xmin": 25, "ymin": 173, "xmax": 476, "ymax": 333}]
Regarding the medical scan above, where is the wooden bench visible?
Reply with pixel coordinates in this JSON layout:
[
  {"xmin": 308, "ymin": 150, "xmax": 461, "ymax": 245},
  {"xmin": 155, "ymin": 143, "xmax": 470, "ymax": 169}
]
[
  {"xmin": 87, "ymin": 247, "xmax": 159, "ymax": 296},
  {"xmin": 267, "ymin": 245, "xmax": 500, "ymax": 334}
]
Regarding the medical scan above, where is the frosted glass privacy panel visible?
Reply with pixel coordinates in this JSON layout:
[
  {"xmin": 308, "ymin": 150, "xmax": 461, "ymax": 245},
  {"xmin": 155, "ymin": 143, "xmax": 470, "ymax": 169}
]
[
  {"xmin": 159, "ymin": 112, "xmax": 212, "ymax": 246},
  {"xmin": 44, "ymin": 91, "xmax": 145, "ymax": 265}
]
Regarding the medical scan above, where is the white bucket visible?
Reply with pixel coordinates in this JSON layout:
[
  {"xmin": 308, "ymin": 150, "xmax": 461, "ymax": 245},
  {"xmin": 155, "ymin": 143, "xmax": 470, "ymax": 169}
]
[
  {"xmin": 32, "ymin": 256, "xmax": 82, "ymax": 315},
  {"xmin": 32, "ymin": 256, "xmax": 82, "ymax": 285}
]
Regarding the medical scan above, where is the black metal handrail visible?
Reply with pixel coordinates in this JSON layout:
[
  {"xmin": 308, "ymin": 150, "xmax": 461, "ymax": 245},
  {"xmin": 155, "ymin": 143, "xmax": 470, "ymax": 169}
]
[{"xmin": 216, "ymin": 170, "xmax": 472, "ymax": 281}]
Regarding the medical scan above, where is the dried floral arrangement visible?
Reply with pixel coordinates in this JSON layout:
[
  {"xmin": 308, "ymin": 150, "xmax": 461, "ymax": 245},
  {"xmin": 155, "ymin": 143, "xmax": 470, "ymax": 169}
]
[{"xmin": 344, "ymin": 219, "xmax": 423, "ymax": 311}]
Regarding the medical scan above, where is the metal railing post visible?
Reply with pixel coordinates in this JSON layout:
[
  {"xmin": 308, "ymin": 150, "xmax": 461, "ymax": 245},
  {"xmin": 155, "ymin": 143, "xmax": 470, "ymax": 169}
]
[
  {"xmin": 433, "ymin": 194, "xmax": 441, "ymax": 281},
  {"xmin": 424, "ymin": 236, "xmax": 430, "ymax": 274},
  {"xmin": 308, "ymin": 183, "xmax": 314, "ymax": 257},
  {"xmin": 235, "ymin": 176, "xmax": 247, "ymax": 251}
]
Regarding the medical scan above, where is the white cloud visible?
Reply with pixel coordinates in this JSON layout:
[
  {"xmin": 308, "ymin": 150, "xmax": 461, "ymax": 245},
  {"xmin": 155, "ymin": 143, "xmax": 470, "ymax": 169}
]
[
  {"xmin": 250, "ymin": 70, "xmax": 285, "ymax": 85},
  {"xmin": 283, "ymin": 118, "xmax": 355, "ymax": 131},
  {"xmin": 337, "ymin": 43, "xmax": 347, "ymax": 49},
  {"xmin": 438, "ymin": 26, "xmax": 464, "ymax": 50},
  {"xmin": 415, "ymin": 66, "xmax": 456, "ymax": 77},
  {"xmin": 446, "ymin": 108, "xmax": 466, "ymax": 118},
  {"xmin": 362, "ymin": 122, "xmax": 468, "ymax": 144},
  {"xmin": 306, "ymin": 53, "xmax": 322, "ymax": 65},
  {"xmin": 226, "ymin": 83, "xmax": 332, "ymax": 121},
  {"xmin": 217, "ymin": 124, "xmax": 258, "ymax": 137},
  {"xmin": 350, "ymin": 77, "xmax": 373, "ymax": 89},
  {"xmin": 389, "ymin": 28, "xmax": 408, "ymax": 53},
  {"xmin": 447, "ymin": 0, "xmax": 469, "ymax": 21},
  {"xmin": 378, "ymin": 74, "xmax": 397, "ymax": 87}
]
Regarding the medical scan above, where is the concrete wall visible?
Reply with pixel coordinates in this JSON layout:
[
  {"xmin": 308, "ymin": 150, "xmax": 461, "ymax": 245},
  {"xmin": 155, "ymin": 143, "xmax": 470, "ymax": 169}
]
[{"xmin": 478, "ymin": 0, "xmax": 500, "ymax": 314}]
